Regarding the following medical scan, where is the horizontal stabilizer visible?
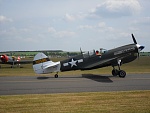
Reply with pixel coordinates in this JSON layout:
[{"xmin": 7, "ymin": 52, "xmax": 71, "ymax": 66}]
[{"xmin": 42, "ymin": 61, "xmax": 60, "ymax": 69}]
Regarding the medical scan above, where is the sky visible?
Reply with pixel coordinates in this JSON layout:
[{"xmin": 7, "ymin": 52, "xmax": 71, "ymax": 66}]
[{"xmin": 0, "ymin": 0, "xmax": 150, "ymax": 52}]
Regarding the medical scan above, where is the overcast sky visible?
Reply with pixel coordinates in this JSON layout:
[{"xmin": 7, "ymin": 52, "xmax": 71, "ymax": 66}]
[{"xmin": 0, "ymin": 0, "xmax": 150, "ymax": 52}]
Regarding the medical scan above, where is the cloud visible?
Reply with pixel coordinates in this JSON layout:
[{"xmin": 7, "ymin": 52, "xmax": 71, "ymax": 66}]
[
  {"xmin": 0, "ymin": 26, "xmax": 42, "ymax": 46},
  {"xmin": 132, "ymin": 17, "xmax": 150, "ymax": 26},
  {"xmin": 64, "ymin": 13, "xmax": 75, "ymax": 22},
  {"xmin": 57, "ymin": 31, "xmax": 75, "ymax": 38},
  {"xmin": 48, "ymin": 27, "xmax": 56, "ymax": 33},
  {"xmin": 129, "ymin": 17, "xmax": 150, "ymax": 34},
  {"xmin": 63, "ymin": 0, "xmax": 142, "ymax": 20},
  {"xmin": 0, "ymin": 26, "xmax": 34, "ymax": 38},
  {"xmin": 64, "ymin": 12, "xmax": 86, "ymax": 22},
  {"xmin": 90, "ymin": 0, "xmax": 141, "ymax": 18},
  {"xmin": 97, "ymin": 22, "xmax": 115, "ymax": 32},
  {"xmin": 79, "ymin": 22, "xmax": 115, "ymax": 33},
  {"xmin": 0, "ymin": 15, "xmax": 13, "ymax": 23},
  {"xmin": 79, "ymin": 25, "xmax": 94, "ymax": 29},
  {"xmin": 78, "ymin": 21, "xmax": 131, "ymax": 43},
  {"xmin": 48, "ymin": 27, "xmax": 76, "ymax": 38}
]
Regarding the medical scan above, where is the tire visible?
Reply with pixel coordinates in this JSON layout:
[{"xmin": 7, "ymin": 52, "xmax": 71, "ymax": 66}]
[
  {"xmin": 118, "ymin": 70, "xmax": 126, "ymax": 78},
  {"xmin": 112, "ymin": 69, "xmax": 119, "ymax": 76},
  {"xmin": 55, "ymin": 74, "xmax": 58, "ymax": 78}
]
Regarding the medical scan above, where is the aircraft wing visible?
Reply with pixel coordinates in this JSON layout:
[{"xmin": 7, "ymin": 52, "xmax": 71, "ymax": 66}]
[
  {"xmin": 84, "ymin": 54, "xmax": 131, "ymax": 69},
  {"xmin": 86, "ymin": 57, "xmax": 118, "ymax": 69}
]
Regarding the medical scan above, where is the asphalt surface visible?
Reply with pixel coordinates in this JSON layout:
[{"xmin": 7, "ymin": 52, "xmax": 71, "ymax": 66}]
[{"xmin": 0, "ymin": 74, "xmax": 150, "ymax": 95}]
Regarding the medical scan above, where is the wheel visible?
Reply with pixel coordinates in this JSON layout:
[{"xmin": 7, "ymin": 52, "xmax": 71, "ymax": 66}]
[
  {"xmin": 118, "ymin": 70, "xmax": 126, "ymax": 78},
  {"xmin": 112, "ymin": 69, "xmax": 119, "ymax": 76},
  {"xmin": 55, "ymin": 74, "xmax": 58, "ymax": 78}
]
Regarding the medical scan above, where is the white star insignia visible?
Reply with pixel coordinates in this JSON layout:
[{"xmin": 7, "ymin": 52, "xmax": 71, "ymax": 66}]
[{"xmin": 69, "ymin": 59, "xmax": 77, "ymax": 67}]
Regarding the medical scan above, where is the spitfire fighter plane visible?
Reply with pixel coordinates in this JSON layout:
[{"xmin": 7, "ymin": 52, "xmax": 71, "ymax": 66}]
[{"xmin": 33, "ymin": 34, "xmax": 144, "ymax": 78}]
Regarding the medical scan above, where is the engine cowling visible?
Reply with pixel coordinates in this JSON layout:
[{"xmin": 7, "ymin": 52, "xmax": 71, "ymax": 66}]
[{"xmin": 0, "ymin": 55, "xmax": 9, "ymax": 63}]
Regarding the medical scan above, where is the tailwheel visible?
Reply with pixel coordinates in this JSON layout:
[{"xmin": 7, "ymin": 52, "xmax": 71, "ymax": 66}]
[
  {"xmin": 118, "ymin": 70, "xmax": 126, "ymax": 78},
  {"xmin": 54, "ymin": 74, "xmax": 58, "ymax": 78},
  {"xmin": 112, "ymin": 69, "xmax": 119, "ymax": 76}
]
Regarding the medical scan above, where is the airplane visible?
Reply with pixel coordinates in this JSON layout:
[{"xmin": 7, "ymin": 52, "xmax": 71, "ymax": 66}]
[
  {"xmin": 0, "ymin": 54, "xmax": 32, "ymax": 68},
  {"xmin": 33, "ymin": 34, "xmax": 145, "ymax": 78}
]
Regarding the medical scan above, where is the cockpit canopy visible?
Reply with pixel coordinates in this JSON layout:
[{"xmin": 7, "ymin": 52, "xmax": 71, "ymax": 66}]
[
  {"xmin": 82, "ymin": 48, "xmax": 107, "ymax": 58},
  {"xmin": 99, "ymin": 48, "xmax": 108, "ymax": 54}
]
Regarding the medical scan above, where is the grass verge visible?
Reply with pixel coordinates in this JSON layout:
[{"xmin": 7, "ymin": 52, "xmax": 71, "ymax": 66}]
[{"xmin": 0, "ymin": 90, "xmax": 150, "ymax": 113}]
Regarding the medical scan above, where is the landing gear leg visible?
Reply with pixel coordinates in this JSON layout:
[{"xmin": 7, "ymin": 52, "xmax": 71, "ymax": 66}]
[{"xmin": 112, "ymin": 60, "xmax": 126, "ymax": 78}]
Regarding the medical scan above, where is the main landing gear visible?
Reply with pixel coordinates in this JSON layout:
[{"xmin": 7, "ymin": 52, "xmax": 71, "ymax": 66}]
[
  {"xmin": 112, "ymin": 60, "xmax": 126, "ymax": 78},
  {"xmin": 112, "ymin": 68, "xmax": 126, "ymax": 78}
]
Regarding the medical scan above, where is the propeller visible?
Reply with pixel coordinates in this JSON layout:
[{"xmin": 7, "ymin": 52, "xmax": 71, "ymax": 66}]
[{"xmin": 131, "ymin": 34, "xmax": 145, "ymax": 58}]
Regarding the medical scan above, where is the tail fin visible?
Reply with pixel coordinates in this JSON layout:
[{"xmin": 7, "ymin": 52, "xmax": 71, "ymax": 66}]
[{"xmin": 33, "ymin": 53, "xmax": 60, "ymax": 74}]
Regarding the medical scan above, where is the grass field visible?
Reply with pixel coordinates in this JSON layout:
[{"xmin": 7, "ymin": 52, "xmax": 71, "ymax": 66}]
[
  {"xmin": 0, "ymin": 56, "xmax": 150, "ymax": 76},
  {"xmin": 0, "ymin": 91, "xmax": 150, "ymax": 113}
]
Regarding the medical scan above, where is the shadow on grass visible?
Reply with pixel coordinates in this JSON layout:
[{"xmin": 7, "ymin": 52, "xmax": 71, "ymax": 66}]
[{"xmin": 82, "ymin": 74, "xmax": 113, "ymax": 83}]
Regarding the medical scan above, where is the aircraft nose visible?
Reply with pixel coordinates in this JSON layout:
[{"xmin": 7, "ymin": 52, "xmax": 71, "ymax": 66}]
[
  {"xmin": 139, "ymin": 45, "xmax": 145, "ymax": 51},
  {"xmin": 0, "ymin": 55, "xmax": 4, "ymax": 59},
  {"xmin": 136, "ymin": 44, "xmax": 145, "ymax": 51}
]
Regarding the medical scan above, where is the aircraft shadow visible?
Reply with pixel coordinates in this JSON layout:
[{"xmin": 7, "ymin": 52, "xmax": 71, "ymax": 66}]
[
  {"xmin": 37, "ymin": 74, "xmax": 114, "ymax": 83},
  {"xmin": 37, "ymin": 76, "xmax": 83, "ymax": 80},
  {"xmin": 37, "ymin": 76, "xmax": 51, "ymax": 80},
  {"xmin": 82, "ymin": 74, "xmax": 113, "ymax": 83}
]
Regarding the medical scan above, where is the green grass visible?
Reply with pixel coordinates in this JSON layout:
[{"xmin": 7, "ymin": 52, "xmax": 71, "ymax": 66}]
[
  {"xmin": 0, "ymin": 91, "xmax": 150, "ymax": 113},
  {"xmin": 0, "ymin": 56, "xmax": 150, "ymax": 76}
]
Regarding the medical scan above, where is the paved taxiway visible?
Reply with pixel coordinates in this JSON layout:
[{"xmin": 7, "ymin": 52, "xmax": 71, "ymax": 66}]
[{"xmin": 0, "ymin": 74, "xmax": 150, "ymax": 95}]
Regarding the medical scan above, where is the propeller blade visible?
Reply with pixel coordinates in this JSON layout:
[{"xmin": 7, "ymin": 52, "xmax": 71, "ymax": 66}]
[{"xmin": 132, "ymin": 34, "xmax": 137, "ymax": 44}]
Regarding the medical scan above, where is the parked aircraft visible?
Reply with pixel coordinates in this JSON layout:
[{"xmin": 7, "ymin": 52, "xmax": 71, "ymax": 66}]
[
  {"xmin": 33, "ymin": 34, "xmax": 144, "ymax": 78},
  {"xmin": 0, "ymin": 54, "xmax": 32, "ymax": 68}
]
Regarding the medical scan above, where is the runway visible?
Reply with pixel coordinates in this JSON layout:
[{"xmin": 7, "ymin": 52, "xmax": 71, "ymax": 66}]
[{"xmin": 0, "ymin": 74, "xmax": 150, "ymax": 95}]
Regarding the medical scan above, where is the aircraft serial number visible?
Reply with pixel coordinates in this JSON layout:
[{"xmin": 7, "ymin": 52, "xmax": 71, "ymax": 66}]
[{"xmin": 114, "ymin": 47, "xmax": 135, "ymax": 55}]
